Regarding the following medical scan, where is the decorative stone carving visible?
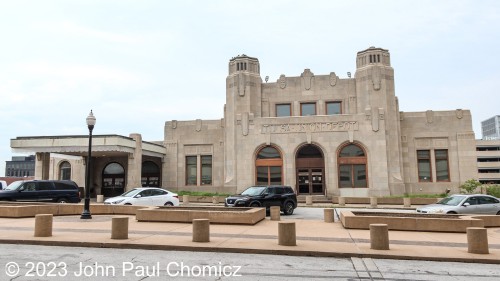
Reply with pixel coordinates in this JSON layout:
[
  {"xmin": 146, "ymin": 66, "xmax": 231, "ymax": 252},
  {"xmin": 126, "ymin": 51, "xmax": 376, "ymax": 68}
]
[
  {"xmin": 195, "ymin": 119, "xmax": 202, "ymax": 132},
  {"xmin": 301, "ymin": 69, "xmax": 314, "ymax": 90},
  {"xmin": 372, "ymin": 108, "xmax": 379, "ymax": 132},
  {"xmin": 172, "ymin": 120, "xmax": 177, "ymax": 129},
  {"xmin": 456, "ymin": 109, "xmax": 463, "ymax": 119},
  {"xmin": 365, "ymin": 108, "xmax": 371, "ymax": 120},
  {"xmin": 348, "ymin": 130, "xmax": 354, "ymax": 143},
  {"xmin": 378, "ymin": 108, "xmax": 385, "ymax": 120},
  {"xmin": 238, "ymin": 73, "xmax": 246, "ymax": 97},
  {"xmin": 371, "ymin": 67, "xmax": 381, "ymax": 91},
  {"xmin": 307, "ymin": 132, "xmax": 312, "ymax": 144},
  {"xmin": 426, "ymin": 110, "xmax": 434, "ymax": 123},
  {"xmin": 279, "ymin": 74, "xmax": 286, "ymax": 89},
  {"xmin": 242, "ymin": 112, "xmax": 249, "ymax": 136},
  {"xmin": 399, "ymin": 111, "xmax": 404, "ymax": 121},
  {"xmin": 329, "ymin": 72, "xmax": 338, "ymax": 87}
]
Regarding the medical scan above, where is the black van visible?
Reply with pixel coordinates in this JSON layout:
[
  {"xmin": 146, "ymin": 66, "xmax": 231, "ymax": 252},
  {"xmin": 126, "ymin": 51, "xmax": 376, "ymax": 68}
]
[{"xmin": 0, "ymin": 180, "xmax": 81, "ymax": 203}]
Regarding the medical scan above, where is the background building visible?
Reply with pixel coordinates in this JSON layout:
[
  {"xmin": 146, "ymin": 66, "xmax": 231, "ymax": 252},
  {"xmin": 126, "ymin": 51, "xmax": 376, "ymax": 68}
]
[
  {"xmin": 481, "ymin": 115, "xmax": 500, "ymax": 140},
  {"xmin": 5, "ymin": 155, "xmax": 35, "ymax": 177}
]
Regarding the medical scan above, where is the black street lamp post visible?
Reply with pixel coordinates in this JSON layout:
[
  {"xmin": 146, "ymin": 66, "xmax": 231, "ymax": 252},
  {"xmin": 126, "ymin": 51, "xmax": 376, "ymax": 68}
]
[{"xmin": 81, "ymin": 110, "xmax": 96, "ymax": 219}]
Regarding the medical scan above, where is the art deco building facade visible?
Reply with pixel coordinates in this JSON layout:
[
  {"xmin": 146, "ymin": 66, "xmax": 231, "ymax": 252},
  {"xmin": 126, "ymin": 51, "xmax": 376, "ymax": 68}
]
[{"xmin": 11, "ymin": 47, "xmax": 478, "ymax": 197}]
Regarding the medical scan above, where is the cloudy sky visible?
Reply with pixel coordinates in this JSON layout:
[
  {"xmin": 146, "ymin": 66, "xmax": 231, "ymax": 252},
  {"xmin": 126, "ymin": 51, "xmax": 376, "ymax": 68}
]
[{"xmin": 1, "ymin": 0, "xmax": 499, "ymax": 176}]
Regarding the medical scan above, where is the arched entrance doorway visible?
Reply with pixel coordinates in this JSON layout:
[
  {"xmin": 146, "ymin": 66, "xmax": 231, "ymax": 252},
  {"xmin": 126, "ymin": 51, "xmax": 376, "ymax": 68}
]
[
  {"xmin": 102, "ymin": 162, "xmax": 125, "ymax": 197},
  {"xmin": 338, "ymin": 143, "xmax": 368, "ymax": 188},
  {"xmin": 255, "ymin": 146, "xmax": 283, "ymax": 185},
  {"xmin": 141, "ymin": 161, "xmax": 160, "ymax": 187},
  {"xmin": 296, "ymin": 144, "xmax": 325, "ymax": 195}
]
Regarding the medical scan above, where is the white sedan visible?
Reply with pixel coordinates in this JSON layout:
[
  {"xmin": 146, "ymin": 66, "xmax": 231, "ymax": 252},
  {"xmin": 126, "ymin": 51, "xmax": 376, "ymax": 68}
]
[{"xmin": 104, "ymin": 187, "xmax": 179, "ymax": 206}]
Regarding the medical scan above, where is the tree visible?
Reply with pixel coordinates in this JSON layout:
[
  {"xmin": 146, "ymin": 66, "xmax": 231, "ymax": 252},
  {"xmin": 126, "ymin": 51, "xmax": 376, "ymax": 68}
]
[{"xmin": 459, "ymin": 179, "xmax": 482, "ymax": 194}]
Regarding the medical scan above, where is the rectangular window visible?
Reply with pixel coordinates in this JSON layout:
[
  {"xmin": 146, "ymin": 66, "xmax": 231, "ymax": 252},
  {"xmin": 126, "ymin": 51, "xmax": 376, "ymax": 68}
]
[
  {"xmin": 276, "ymin": 104, "xmax": 291, "ymax": 117},
  {"xmin": 300, "ymin": 103, "xmax": 316, "ymax": 116},
  {"xmin": 417, "ymin": 150, "xmax": 432, "ymax": 182},
  {"xmin": 435, "ymin": 149, "xmax": 450, "ymax": 181},
  {"xmin": 326, "ymin": 102, "xmax": 341, "ymax": 115},
  {"xmin": 186, "ymin": 156, "xmax": 197, "ymax": 185},
  {"xmin": 201, "ymin": 155, "xmax": 212, "ymax": 185}
]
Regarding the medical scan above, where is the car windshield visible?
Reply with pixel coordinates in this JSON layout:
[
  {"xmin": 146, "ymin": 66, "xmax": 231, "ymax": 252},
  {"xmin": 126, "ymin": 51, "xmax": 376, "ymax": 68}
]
[
  {"xmin": 240, "ymin": 186, "xmax": 267, "ymax": 196},
  {"xmin": 4, "ymin": 181, "xmax": 23, "ymax": 191},
  {"xmin": 119, "ymin": 188, "xmax": 142, "ymax": 197},
  {"xmin": 437, "ymin": 195, "xmax": 466, "ymax": 206}
]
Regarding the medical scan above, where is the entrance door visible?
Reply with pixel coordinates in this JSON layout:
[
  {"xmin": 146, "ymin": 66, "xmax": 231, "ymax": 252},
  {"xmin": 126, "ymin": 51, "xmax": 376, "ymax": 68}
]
[
  {"xmin": 297, "ymin": 168, "xmax": 324, "ymax": 194},
  {"xmin": 102, "ymin": 163, "xmax": 125, "ymax": 197},
  {"xmin": 296, "ymin": 145, "xmax": 325, "ymax": 195}
]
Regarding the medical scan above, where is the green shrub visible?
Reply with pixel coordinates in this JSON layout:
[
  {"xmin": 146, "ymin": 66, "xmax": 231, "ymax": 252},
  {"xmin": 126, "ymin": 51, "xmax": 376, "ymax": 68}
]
[
  {"xmin": 486, "ymin": 185, "xmax": 500, "ymax": 198},
  {"xmin": 459, "ymin": 179, "xmax": 482, "ymax": 194}
]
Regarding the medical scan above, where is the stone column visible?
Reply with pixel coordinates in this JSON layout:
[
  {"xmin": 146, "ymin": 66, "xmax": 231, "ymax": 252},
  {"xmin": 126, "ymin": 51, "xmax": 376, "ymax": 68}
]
[
  {"xmin": 338, "ymin": 197, "xmax": 346, "ymax": 206},
  {"xmin": 324, "ymin": 208, "xmax": 334, "ymax": 223},
  {"xmin": 111, "ymin": 217, "xmax": 129, "ymax": 239},
  {"xmin": 34, "ymin": 214, "xmax": 53, "ymax": 237},
  {"xmin": 403, "ymin": 197, "xmax": 411, "ymax": 208},
  {"xmin": 306, "ymin": 196, "xmax": 313, "ymax": 206},
  {"xmin": 35, "ymin": 152, "xmax": 50, "ymax": 180},
  {"xmin": 270, "ymin": 206, "xmax": 280, "ymax": 221},
  {"xmin": 192, "ymin": 219, "xmax": 210, "ymax": 242},
  {"xmin": 126, "ymin": 133, "xmax": 143, "ymax": 190},
  {"xmin": 370, "ymin": 224, "xmax": 389, "ymax": 250},
  {"xmin": 467, "ymin": 227, "xmax": 489, "ymax": 254},
  {"xmin": 278, "ymin": 221, "xmax": 296, "ymax": 246}
]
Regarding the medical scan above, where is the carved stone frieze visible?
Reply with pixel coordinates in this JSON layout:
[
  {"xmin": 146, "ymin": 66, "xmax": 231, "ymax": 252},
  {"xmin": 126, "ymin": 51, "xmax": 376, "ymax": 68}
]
[
  {"xmin": 329, "ymin": 72, "xmax": 338, "ymax": 87},
  {"xmin": 301, "ymin": 69, "xmax": 314, "ymax": 90},
  {"xmin": 279, "ymin": 74, "xmax": 286, "ymax": 89}
]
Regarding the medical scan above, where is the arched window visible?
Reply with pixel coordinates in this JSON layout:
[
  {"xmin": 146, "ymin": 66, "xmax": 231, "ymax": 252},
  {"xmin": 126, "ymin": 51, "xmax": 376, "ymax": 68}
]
[
  {"xmin": 255, "ymin": 146, "xmax": 283, "ymax": 185},
  {"xmin": 141, "ymin": 161, "xmax": 160, "ymax": 187},
  {"xmin": 102, "ymin": 162, "xmax": 125, "ymax": 197},
  {"xmin": 338, "ymin": 144, "xmax": 368, "ymax": 188},
  {"xmin": 59, "ymin": 161, "xmax": 71, "ymax": 180}
]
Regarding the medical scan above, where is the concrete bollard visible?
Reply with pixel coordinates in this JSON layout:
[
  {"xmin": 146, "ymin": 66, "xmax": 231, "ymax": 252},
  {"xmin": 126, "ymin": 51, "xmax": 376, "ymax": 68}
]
[
  {"xmin": 324, "ymin": 208, "xmax": 335, "ymax": 223},
  {"xmin": 270, "ymin": 206, "xmax": 281, "ymax": 221},
  {"xmin": 192, "ymin": 219, "xmax": 210, "ymax": 242},
  {"xmin": 183, "ymin": 195, "xmax": 190, "ymax": 205},
  {"xmin": 111, "ymin": 216, "xmax": 129, "ymax": 239},
  {"xmin": 96, "ymin": 195, "xmax": 104, "ymax": 203},
  {"xmin": 370, "ymin": 224, "xmax": 389, "ymax": 250},
  {"xmin": 467, "ymin": 227, "xmax": 489, "ymax": 254},
  {"xmin": 370, "ymin": 197, "xmax": 378, "ymax": 208},
  {"xmin": 212, "ymin": 196, "xmax": 219, "ymax": 204},
  {"xmin": 306, "ymin": 195, "xmax": 313, "ymax": 206},
  {"xmin": 338, "ymin": 196, "xmax": 346, "ymax": 207},
  {"xmin": 278, "ymin": 221, "xmax": 296, "ymax": 246},
  {"xmin": 34, "ymin": 214, "xmax": 53, "ymax": 237},
  {"xmin": 403, "ymin": 197, "xmax": 411, "ymax": 208}
]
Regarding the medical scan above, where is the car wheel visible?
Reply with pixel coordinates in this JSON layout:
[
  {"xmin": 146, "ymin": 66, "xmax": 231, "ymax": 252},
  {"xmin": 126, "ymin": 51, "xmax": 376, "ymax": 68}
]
[
  {"xmin": 447, "ymin": 211, "xmax": 457, "ymax": 214},
  {"xmin": 250, "ymin": 202, "xmax": 260, "ymax": 207},
  {"xmin": 283, "ymin": 201, "xmax": 295, "ymax": 215},
  {"xmin": 124, "ymin": 203, "xmax": 132, "ymax": 205},
  {"xmin": 497, "ymin": 211, "xmax": 500, "ymax": 215},
  {"xmin": 57, "ymin": 198, "xmax": 68, "ymax": 203},
  {"xmin": 164, "ymin": 202, "xmax": 174, "ymax": 207}
]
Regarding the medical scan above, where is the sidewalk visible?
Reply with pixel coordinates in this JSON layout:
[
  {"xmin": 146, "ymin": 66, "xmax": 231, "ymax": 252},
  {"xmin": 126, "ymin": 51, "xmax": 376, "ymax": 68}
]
[{"xmin": 0, "ymin": 206, "xmax": 498, "ymax": 264}]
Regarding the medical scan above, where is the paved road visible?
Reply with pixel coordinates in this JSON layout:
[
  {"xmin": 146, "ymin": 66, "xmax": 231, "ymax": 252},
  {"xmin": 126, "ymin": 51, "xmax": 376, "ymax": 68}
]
[{"xmin": 1, "ymin": 244, "xmax": 499, "ymax": 280}]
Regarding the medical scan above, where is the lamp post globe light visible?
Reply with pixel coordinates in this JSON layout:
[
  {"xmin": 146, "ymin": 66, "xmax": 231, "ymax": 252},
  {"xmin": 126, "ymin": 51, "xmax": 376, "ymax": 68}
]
[{"xmin": 81, "ymin": 110, "xmax": 96, "ymax": 219}]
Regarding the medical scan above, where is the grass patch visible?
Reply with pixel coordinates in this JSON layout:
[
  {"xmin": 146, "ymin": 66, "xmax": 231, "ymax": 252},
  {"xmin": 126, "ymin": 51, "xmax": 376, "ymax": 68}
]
[{"xmin": 176, "ymin": 190, "xmax": 231, "ymax": 197}]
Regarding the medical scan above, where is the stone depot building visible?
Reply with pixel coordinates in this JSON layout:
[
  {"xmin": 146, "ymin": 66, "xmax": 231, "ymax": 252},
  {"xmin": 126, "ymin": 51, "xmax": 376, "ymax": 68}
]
[{"xmin": 11, "ymin": 47, "xmax": 478, "ymax": 198}]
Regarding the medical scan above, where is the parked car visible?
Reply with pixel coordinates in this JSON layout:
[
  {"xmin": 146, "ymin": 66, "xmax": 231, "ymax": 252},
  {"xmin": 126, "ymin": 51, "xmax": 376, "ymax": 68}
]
[
  {"xmin": 0, "ymin": 180, "xmax": 81, "ymax": 203},
  {"xmin": 0, "ymin": 180, "xmax": 7, "ymax": 190},
  {"xmin": 104, "ymin": 187, "xmax": 179, "ymax": 206},
  {"xmin": 225, "ymin": 185, "xmax": 297, "ymax": 215},
  {"xmin": 416, "ymin": 194, "xmax": 500, "ymax": 215}
]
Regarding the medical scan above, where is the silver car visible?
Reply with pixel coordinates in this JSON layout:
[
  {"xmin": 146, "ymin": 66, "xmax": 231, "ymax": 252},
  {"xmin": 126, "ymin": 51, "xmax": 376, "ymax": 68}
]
[{"xmin": 416, "ymin": 194, "xmax": 500, "ymax": 215}]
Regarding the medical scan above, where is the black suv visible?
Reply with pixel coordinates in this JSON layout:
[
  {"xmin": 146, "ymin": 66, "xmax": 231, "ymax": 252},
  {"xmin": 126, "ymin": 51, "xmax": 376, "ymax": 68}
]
[
  {"xmin": 225, "ymin": 185, "xmax": 297, "ymax": 215},
  {"xmin": 0, "ymin": 180, "xmax": 81, "ymax": 203}
]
